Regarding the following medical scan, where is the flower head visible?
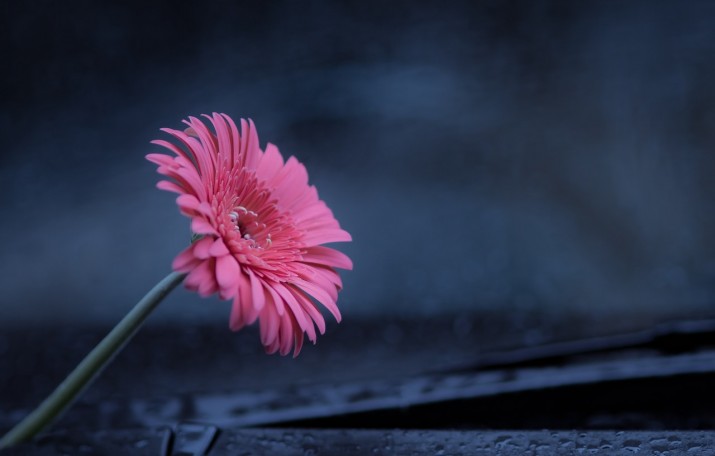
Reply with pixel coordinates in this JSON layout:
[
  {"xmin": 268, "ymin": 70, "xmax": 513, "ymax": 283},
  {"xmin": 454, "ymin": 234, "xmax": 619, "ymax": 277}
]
[{"xmin": 147, "ymin": 113, "xmax": 352, "ymax": 356}]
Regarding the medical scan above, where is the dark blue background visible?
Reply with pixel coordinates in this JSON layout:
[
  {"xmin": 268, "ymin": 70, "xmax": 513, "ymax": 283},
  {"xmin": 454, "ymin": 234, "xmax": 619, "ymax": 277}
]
[{"xmin": 1, "ymin": 0, "xmax": 714, "ymax": 335}]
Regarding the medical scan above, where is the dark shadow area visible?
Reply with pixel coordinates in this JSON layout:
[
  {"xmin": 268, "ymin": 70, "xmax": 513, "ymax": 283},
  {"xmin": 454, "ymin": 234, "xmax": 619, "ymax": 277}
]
[{"xmin": 281, "ymin": 373, "xmax": 715, "ymax": 430}]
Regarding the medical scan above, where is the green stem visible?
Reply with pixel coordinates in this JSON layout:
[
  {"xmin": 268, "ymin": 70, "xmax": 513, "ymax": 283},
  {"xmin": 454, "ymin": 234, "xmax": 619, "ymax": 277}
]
[{"xmin": 0, "ymin": 271, "xmax": 186, "ymax": 448}]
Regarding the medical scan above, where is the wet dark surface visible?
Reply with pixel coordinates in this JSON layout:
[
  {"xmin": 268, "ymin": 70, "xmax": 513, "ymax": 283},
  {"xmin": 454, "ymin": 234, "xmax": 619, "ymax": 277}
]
[
  {"xmin": 4, "ymin": 429, "xmax": 715, "ymax": 455},
  {"xmin": 3, "ymin": 315, "xmax": 715, "ymax": 453},
  {"xmin": 3, "ymin": 312, "xmax": 706, "ymax": 415}
]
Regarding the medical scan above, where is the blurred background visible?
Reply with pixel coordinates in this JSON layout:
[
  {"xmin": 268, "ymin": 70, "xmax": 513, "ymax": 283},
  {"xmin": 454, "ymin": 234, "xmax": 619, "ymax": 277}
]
[{"xmin": 1, "ymin": 0, "xmax": 714, "ymax": 335}]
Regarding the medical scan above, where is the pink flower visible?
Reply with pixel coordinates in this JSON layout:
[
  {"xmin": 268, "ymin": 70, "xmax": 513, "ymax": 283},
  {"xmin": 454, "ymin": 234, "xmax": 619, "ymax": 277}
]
[{"xmin": 147, "ymin": 113, "xmax": 352, "ymax": 356}]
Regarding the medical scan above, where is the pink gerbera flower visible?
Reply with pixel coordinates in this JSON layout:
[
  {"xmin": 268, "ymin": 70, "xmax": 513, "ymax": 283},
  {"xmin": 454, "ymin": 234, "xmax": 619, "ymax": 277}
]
[{"xmin": 147, "ymin": 113, "xmax": 352, "ymax": 356}]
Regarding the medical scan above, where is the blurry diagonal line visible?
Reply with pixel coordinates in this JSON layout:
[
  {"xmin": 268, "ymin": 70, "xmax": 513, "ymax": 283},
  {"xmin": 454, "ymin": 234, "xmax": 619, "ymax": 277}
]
[
  {"xmin": 126, "ymin": 349, "xmax": 715, "ymax": 428},
  {"xmin": 437, "ymin": 319, "xmax": 715, "ymax": 373}
]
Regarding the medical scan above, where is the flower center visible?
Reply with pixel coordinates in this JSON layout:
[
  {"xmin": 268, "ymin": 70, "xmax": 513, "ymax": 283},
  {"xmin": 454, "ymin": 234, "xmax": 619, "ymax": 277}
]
[{"xmin": 229, "ymin": 206, "xmax": 272, "ymax": 249}]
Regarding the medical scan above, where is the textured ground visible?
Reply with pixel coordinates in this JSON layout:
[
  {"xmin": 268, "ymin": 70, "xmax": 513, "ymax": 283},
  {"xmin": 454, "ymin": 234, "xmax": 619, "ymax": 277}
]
[{"xmin": 3, "ymin": 313, "xmax": 715, "ymax": 454}]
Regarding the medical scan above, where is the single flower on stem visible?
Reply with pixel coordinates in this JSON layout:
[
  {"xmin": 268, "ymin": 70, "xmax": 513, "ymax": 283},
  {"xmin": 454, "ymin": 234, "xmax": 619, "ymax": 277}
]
[
  {"xmin": 0, "ymin": 113, "xmax": 352, "ymax": 448},
  {"xmin": 148, "ymin": 113, "xmax": 352, "ymax": 356}
]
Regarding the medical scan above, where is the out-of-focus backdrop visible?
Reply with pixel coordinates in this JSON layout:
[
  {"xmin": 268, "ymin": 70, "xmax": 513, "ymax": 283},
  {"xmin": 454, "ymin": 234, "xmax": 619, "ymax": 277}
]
[{"xmin": 1, "ymin": 0, "xmax": 714, "ymax": 332}]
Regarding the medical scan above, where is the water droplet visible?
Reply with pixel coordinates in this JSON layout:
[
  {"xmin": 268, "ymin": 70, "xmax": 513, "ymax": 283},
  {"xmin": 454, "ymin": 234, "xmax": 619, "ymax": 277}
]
[
  {"xmin": 599, "ymin": 439, "xmax": 613, "ymax": 450},
  {"xmin": 668, "ymin": 436, "xmax": 682, "ymax": 447},
  {"xmin": 623, "ymin": 439, "xmax": 642, "ymax": 453},
  {"xmin": 494, "ymin": 436, "xmax": 513, "ymax": 450},
  {"xmin": 650, "ymin": 438, "xmax": 669, "ymax": 452}
]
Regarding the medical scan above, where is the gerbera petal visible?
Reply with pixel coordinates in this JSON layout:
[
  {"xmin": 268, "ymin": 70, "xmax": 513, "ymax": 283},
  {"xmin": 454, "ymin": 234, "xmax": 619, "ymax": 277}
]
[
  {"xmin": 248, "ymin": 270, "xmax": 266, "ymax": 311},
  {"xmin": 187, "ymin": 117, "xmax": 218, "ymax": 171},
  {"xmin": 175, "ymin": 167, "xmax": 208, "ymax": 200},
  {"xmin": 174, "ymin": 123, "xmax": 215, "ymax": 183},
  {"xmin": 242, "ymin": 119, "xmax": 262, "ymax": 170},
  {"xmin": 156, "ymin": 180, "xmax": 186, "ymax": 194},
  {"xmin": 313, "ymin": 265, "xmax": 343, "ymax": 290},
  {"xmin": 239, "ymin": 270, "xmax": 259, "ymax": 325},
  {"xmin": 279, "ymin": 312, "xmax": 296, "ymax": 356},
  {"xmin": 172, "ymin": 247, "xmax": 199, "ymax": 272},
  {"xmin": 259, "ymin": 305, "xmax": 280, "ymax": 347},
  {"xmin": 191, "ymin": 217, "xmax": 218, "ymax": 236},
  {"xmin": 273, "ymin": 158, "xmax": 309, "ymax": 210},
  {"xmin": 273, "ymin": 283, "xmax": 315, "ymax": 342},
  {"xmin": 292, "ymin": 322, "xmax": 304, "ymax": 358},
  {"xmin": 292, "ymin": 286, "xmax": 326, "ymax": 335},
  {"xmin": 292, "ymin": 278, "xmax": 342, "ymax": 323},
  {"xmin": 184, "ymin": 260, "xmax": 213, "ymax": 293},
  {"xmin": 145, "ymin": 153, "xmax": 176, "ymax": 167},
  {"xmin": 298, "ymin": 214, "xmax": 341, "ymax": 231},
  {"xmin": 215, "ymin": 254, "xmax": 240, "ymax": 291},
  {"xmin": 293, "ymin": 264, "xmax": 337, "ymax": 300},
  {"xmin": 301, "ymin": 228, "xmax": 352, "ymax": 246},
  {"xmin": 219, "ymin": 113, "xmax": 241, "ymax": 165},
  {"xmin": 255, "ymin": 143, "xmax": 284, "ymax": 182},
  {"xmin": 303, "ymin": 246, "xmax": 354, "ymax": 270},
  {"xmin": 151, "ymin": 138, "xmax": 194, "ymax": 165},
  {"xmin": 208, "ymin": 113, "xmax": 231, "ymax": 164},
  {"xmin": 265, "ymin": 341, "xmax": 280, "ymax": 355},
  {"xmin": 197, "ymin": 261, "xmax": 219, "ymax": 297},
  {"xmin": 265, "ymin": 281, "xmax": 286, "ymax": 316},
  {"xmin": 149, "ymin": 113, "xmax": 352, "ymax": 356},
  {"xmin": 192, "ymin": 236, "xmax": 214, "ymax": 259},
  {"xmin": 208, "ymin": 238, "xmax": 230, "ymax": 256},
  {"xmin": 229, "ymin": 291, "xmax": 246, "ymax": 331},
  {"xmin": 294, "ymin": 203, "xmax": 334, "ymax": 222},
  {"xmin": 176, "ymin": 194, "xmax": 203, "ymax": 217}
]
